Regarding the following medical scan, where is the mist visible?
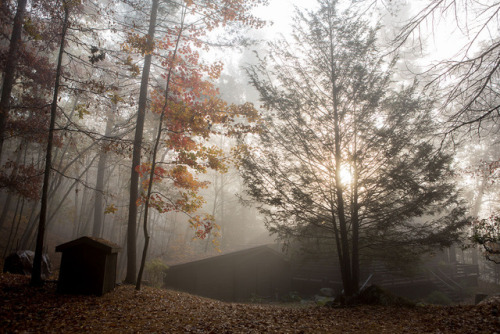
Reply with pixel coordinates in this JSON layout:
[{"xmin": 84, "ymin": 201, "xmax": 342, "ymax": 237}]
[{"xmin": 1, "ymin": 1, "xmax": 500, "ymax": 330}]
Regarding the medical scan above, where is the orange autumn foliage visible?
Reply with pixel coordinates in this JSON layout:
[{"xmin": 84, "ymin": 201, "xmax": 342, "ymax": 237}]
[{"xmin": 128, "ymin": 0, "xmax": 266, "ymax": 244}]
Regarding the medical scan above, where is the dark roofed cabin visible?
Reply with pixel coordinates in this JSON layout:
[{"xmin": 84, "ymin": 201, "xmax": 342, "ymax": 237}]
[
  {"xmin": 56, "ymin": 236, "xmax": 120, "ymax": 296},
  {"xmin": 164, "ymin": 245, "xmax": 291, "ymax": 302}
]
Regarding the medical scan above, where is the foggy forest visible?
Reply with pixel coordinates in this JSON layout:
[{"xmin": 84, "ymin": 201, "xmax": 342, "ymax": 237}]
[{"xmin": 1, "ymin": 0, "xmax": 500, "ymax": 332}]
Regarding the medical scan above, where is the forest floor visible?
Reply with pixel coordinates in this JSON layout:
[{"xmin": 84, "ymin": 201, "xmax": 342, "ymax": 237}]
[{"xmin": 1, "ymin": 273, "xmax": 499, "ymax": 333}]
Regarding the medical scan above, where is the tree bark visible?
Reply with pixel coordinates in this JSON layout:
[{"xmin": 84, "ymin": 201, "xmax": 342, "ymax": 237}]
[
  {"xmin": 47, "ymin": 154, "xmax": 98, "ymax": 229},
  {"xmin": 331, "ymin": 51, "xmax": 353, "ymax": 297},
  {"xmin": 3, "ymin": 195, "xmax": 21, "ymax": 257},
  {"xmin": 136, "ymin": 6, "xmax": 184, "ymax": 290},
  {"xmin": 350, "ymin": 112, "xmax": 360, "ymax": 292},
  {"xmin": 30, "ymin": 1, "xmax": 69, "ymax": 287},
  {"xmin": 92, "ymin": 101, "xmax": 116, "ymax": 237},
  {"xmin": 327, "ymin": 3, "xmax": 352, "ymax": 296},
  {"xmin": 0, "ymin": 141, "xmax": 24, "ymax": 231},
  {"xmin": 470, "ymin": 175, "xmax": 487, "ymax": 265},
  {"xmin": 18, "ymin": 200, "xmax": 38, "ymax": 249},
  {"xmin": 0, "ymin": 0, "xmax": 27, "ymax": 162},
  {"xmin": 125, "ymin": 0, "xmax": 159, "ymax": 284}
]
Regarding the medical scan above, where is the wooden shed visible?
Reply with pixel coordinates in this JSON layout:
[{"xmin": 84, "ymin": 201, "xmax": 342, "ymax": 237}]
[
  {"xmin": 164, "ymin": 245, "xmax": 291, "ymax": 302},
  {"xmin": 56, "ymin": 236, "xmax": 120, "ymax": 296}
]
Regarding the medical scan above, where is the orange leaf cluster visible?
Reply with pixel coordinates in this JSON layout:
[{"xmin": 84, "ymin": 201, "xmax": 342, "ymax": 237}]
[
  {"xmin": 187, "ymin": 0, "xmax": 268, "ymax": 31},
  {"xmin": 122, "ymin": 32, "xmax": 154, "ymax": 56},
  {"xmin": 128, "ymin": 0, "xmax": 266, "ymax": 231},
  {"xmin": 189, "ymin": 214, "xmax": 219, "ymax": 240}
]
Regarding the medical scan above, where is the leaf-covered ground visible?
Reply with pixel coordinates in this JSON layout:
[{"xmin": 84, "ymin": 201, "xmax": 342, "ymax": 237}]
[{"xmin": 1, "ymin": 273, "xmax": 499, "ymax": 333}]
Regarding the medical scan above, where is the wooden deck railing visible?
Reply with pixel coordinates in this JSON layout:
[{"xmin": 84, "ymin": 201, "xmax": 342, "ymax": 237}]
[{"xmin": 291, "ymin": 262, "xmax": 479, "ymax": 289}]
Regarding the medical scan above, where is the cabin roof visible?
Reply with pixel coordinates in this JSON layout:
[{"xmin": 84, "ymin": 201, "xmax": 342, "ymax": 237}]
[
  {"xmin": 55, "ymin": 236, "xmax": 121, "ymax": 254},
  {"xmin": 167, "ymin": 244, "xmax": 287, "ymax": 269}
]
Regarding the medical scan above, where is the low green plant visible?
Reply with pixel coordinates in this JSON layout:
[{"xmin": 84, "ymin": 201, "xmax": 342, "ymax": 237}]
[
  {"xmin": 423, "ymin": 290, "xmax": 452, "ymax": 305},
  {"xmin": 285, "ymin": 291, "xmax": 302, "ymax": 302},
  {"xmin": 350, "ymin": 285, "xmax": 415, "ymax": 307},
  {"xmin": 250, "ymin": 293, "xmax": 265, "ymax": 303},
  {"xmin": 144, "ymin": 258, "xmax": 168, "ymax": 288}
]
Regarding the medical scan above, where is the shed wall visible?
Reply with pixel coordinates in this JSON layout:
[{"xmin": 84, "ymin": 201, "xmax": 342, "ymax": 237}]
[
  {"xmin": 58, "ymin": 247, "xmax": 106, "ymax": 295},
  {"xmin": 165, "ymin": 249, "xmax": 291, "ymax": 302},
  {"xmin": 102, "ymin": 253, "xmax": 118, "ymax": 294}
]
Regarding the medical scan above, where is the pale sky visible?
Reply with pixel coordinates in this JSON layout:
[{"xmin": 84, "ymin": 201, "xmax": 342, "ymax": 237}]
[
  {"xmin": 252, "ymin": 0, "xmax": 478, "ymax": 63},
  {"xmin": 207, "ymin": 0, "xmax": 486, "ymax": 98},
  {"xmin": 252, "ymin": 0, "xmax": 314, "ymax": 38}
]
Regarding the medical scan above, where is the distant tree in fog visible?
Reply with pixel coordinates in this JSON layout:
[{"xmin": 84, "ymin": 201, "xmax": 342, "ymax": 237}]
[
  {"xmin": 31, "ymin": 0, "xmax": 72, "ymax": 287},
  {"xmin": 392, "ymin": 0, "xmax": 500, "ymax": 139},
  {"xmin": 391, "ymin": 0, "xmax": 500, "ymax": 264}
]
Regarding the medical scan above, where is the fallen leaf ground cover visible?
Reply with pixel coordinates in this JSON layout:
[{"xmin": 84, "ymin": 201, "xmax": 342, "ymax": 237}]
[{"xmin": 1, "ymin": 273, "xmax": 499, "ymax": 333}]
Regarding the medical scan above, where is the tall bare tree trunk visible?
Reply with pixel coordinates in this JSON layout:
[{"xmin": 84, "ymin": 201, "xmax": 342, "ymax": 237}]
[
  {"xmin": 0, "ymin": 0, "xmax": 27, "ymax": 162},
  {"xmin": 92, "ymin": 101, "xmax": 116, "ymax": 237},
  {"xmin": 3, "ymin": 195, "xmax": 21, "ymax": 257},
  {"xmin": 72, "ymin": 184, "xmax": 80, "ymax": 238},
  {"xmin": 0, "ymin": 141, "xmax": 24, "ymax": 231},
  {"xmin": 328, "ymin": 3, "xmax": 353, "ymax": 296},
  {"xmin": 350, "ymin": 131, "xmax": 360, "ymax": 291},
  {"xmin": 47, "ymin": 154, "xmax": 98, "ymax": 229},
  {"xmin": 331, "ymin": 71, "xmax": 352, "ymax": 296},
  {"xmin": 136, "ymin": 6, "xmax": 185, "ymax": 290},
  {"xmin": 18, "ymin": 200, "xmax": 38, "ymax": 249},
  {"xmin": 125, "ymin": 0, "xmax": 159, "ymax": 284},
  {"xmin": 470, "ymin": 175, "xmax": 487, "ymax": 265},
  {"xmin": 31, "ymin": 1, "xmax": 69, "ymax": 286}
]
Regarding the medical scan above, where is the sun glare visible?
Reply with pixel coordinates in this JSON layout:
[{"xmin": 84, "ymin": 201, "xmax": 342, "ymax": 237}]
[{"xmin": 339, "ymin": 165, "xmax": 353, "ymax": 186}]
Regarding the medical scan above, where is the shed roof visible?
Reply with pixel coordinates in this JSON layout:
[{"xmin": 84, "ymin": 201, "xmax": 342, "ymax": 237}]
[
  {"xmin": 167, "ymin": 244, "xmax": 287, "ymax": 270},
  {"xmin": 55, "ymin": 236, "xmax": 121, "ymax": 254}
]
